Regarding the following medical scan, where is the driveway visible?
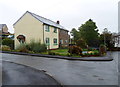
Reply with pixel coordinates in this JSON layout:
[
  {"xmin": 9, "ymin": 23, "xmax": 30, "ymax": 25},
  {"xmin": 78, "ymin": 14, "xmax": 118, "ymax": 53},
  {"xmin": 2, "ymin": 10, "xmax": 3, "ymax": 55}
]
[{"xmin": 1, "ymin": 52, "xmax": 118, "ymax": 86}]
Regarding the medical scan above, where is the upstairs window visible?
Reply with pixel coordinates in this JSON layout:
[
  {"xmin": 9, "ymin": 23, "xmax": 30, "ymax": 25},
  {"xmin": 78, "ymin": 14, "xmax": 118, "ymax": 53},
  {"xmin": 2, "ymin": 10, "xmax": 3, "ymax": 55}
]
[
  {"xmin": 45, "ymin": 25, "xmax": 50, "ymax": 32},
  {"xmin": 53, "ymin": 27, "xmax": 57, "ymax": 33}
]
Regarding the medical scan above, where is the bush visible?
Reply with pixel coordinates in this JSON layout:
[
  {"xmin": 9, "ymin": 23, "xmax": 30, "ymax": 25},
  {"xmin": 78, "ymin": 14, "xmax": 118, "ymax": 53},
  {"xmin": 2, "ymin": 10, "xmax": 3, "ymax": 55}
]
[
  {"xmin": 26, "ymin": 40, "xmax": 47, "ymax": 53},
  {"xmin": 99, "ymin": 44, "xmax": 106, "ymax": 56},
  {"xmin": 17, "ymin": 40, "xmax": 47, "ymax": 53},
  {"xmin": 2, "ymin": 38, "xmax": 14, "ymax": 50},
  {"xmin": 16, "ymin": 44, "xmax": 29, "ymax": 53},
  {"xmin": 76, "ymin": 39, "xmax": 87, "ymax": 48},
  {"xmin": 67, "ymin": 53, "xmax": 71, "ymax": 57},
  {"xmin": 1, "ymin": 45, "xmax": 11, "ymax": 51},
  {"xmin": 68, "ymin": 45, "xmax": 82, "ymax": 55},
  {"xmin": 88, "ymin": 48, "xmax": 92, "ymax": 51}
]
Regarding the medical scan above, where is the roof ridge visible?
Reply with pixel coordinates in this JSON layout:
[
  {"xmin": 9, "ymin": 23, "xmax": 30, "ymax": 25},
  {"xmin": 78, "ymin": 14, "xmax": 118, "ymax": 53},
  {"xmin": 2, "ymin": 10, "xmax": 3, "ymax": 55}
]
[
  {"xmin": 14, "ymin": 11, "xmax": 68, "ymax": 31},
  {"xmin": 27, "ymin": 11, "xmax": 60, "ymax": 26}
]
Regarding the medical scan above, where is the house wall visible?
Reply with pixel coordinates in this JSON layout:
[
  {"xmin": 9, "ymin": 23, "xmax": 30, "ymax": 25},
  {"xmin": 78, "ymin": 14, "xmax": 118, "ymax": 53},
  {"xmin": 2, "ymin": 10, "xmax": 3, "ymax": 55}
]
[
  {"xmin": 2, "ymin": 25, "xmax": 8, "ymax": 33},
  {"xmin": 59, "ymin": 29, "xmax": 69, "ymax": 47},
  {"xmin": 118, "ymin": 1, "xmax": 120, "ymax": 33},
  {"xmin": 14, "ymin": 12, "xmax": 44, "ymax": 49},
  {"xmin": 114, "ymin": 35, "xmax": 120, "ymax": 47},
  {"xmin": 44, "ymin": 25, "xmax": 59, "ymax": 49}
]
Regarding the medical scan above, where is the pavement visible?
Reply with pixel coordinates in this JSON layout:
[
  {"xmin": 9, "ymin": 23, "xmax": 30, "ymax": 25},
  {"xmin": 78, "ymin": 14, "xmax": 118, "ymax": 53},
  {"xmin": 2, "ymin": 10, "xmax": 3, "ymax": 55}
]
[
  {"xmin": 2, "ymin": 61, "xmax": 61, "ymax": 86},
  {"xmin": 1, "ymin": 52, "xmax": 118, "ymax": 86},
  {"xmin": 1, "ymin": 51, "xmax": 113, "ymax": 61}
]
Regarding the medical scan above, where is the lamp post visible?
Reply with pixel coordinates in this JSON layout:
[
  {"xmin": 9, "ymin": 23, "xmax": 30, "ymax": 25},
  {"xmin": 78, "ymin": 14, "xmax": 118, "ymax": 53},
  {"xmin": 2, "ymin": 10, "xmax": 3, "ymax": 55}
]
[
  {"xmin": 103, "ymin": 28, "xmax": 107, "ymax": 53},
  {"xmin": 103, "ymin": 28, "xmax": 107, "ymax": 46}
]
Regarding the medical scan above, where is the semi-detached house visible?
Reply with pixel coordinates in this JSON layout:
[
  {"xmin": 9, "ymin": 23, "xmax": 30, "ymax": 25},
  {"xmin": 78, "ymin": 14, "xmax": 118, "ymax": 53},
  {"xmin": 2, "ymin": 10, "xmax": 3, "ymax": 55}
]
[{"xmin": 13, "ymin": 11, "xmax": 69, "ymax": 49}]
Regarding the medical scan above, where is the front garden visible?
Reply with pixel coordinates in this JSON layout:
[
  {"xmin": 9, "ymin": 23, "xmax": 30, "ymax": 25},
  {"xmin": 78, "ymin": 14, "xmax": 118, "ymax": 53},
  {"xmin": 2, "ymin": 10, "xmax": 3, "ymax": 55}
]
[
  {"xmin": 0, "ymin": 39, "xmax": 107, "ymax": 58},
  {"xmin": 42, "ymin": 48, "xmax": 100, "ymax": 57}
]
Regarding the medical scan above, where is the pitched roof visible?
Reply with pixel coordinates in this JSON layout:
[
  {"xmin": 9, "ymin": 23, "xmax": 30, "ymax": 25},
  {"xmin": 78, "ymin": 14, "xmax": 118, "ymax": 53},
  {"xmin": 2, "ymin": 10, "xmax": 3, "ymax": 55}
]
[
  {"xmin": 0, "ymin": 24, "xmax": 6, "ymax": 30},
  {"xmin": 14, "ymin": 11, "xmax": 68, "ymax": 31}
]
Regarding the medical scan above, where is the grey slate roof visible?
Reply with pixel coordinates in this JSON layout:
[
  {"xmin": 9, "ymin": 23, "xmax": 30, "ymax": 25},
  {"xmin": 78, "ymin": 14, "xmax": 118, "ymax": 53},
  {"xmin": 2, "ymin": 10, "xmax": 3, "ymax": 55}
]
[
  {"xmin": 14, "ymin": 11, "xmax": 68, "ymax": 31},
  {"xmin": 0, "ymin": 24, "xmax": 6, "ymax": 30}
]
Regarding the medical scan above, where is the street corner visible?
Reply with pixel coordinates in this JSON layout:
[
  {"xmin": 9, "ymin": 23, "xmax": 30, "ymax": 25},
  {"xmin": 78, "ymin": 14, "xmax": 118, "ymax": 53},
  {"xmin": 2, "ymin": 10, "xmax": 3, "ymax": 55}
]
[{"xmin": 2, "ymin": 61, "xmax": 62, "ymax": 86}]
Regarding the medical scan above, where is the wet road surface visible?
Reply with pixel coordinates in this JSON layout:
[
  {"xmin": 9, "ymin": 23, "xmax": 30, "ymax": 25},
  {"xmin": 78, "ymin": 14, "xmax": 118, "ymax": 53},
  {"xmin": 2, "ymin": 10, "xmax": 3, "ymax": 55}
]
[
  {"xmin": 2, "ymin": 61, "xmax": 61, "ymax": 86},
  {"xmin": 118, "ymin": 52, "xmax": 120, "ymax": 86},
  {"xmin": 2, "ymin": 52, "xmax": 118, "ymax": 85},
  {"xmin": 0, "ymin": 54, "xmax": 2, "ymax": 87}
]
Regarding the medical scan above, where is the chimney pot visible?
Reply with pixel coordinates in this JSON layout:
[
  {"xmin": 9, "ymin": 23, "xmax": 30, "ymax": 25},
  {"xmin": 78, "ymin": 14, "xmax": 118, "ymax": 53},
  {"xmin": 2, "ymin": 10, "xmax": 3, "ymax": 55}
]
[{"xmin": 56, "ymin": 21, "xmax": 60, "ymax": 24}]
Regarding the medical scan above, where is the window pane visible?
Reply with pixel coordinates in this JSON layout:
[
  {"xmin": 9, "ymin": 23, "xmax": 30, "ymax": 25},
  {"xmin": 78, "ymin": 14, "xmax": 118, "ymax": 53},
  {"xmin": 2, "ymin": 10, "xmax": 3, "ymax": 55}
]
[
  {"xmin": 60, "ymin": 40, "xmax": 63, "ymax": 44},
  {"xmin": 65, "ymin": 40, "xmax": 67, "ymax": 43},
  {"xmin": 53, "ymin": 38, "xmax": 57, "ymax": 45},
  {"xmin": 45, "ymin": 25, "xmax": 49, "ymax": 32},
  {"xmin": 46, "ymin": 38, "xmax": 49, "ymax": 43},
  {"xmin": 54, "ymin": 27, "xmax": 57, "ymax": 33}
]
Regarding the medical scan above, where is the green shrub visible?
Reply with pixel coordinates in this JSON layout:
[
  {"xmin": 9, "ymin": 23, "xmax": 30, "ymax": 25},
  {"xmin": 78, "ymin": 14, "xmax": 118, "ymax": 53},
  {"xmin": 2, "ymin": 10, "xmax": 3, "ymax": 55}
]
[
  {"xmin": 94, "ymin": 52, "xmax": 99, "ymax": 56},
  {"xmin": 99, "ymin": 44, "xmax": 106, "ymax": 56},
  {"xmin": 90, "ymin": 53, "xmax": 93, "ymax": 55},
  {"xmin": 26, "ymin": 40, "xmax": 47, "ymax": 53},
  {"xmin": 2, "ymin": 38, "xmax": 14, "ymax": 50},
  {"xmin": 88, "ymin": 48, "xmax": 92, "ymax": 51},
  {"xmin": 83, "ymin": 53, "xmax": 90, "ymax": 56},
  {"xmin": 76, "ymin": 39, "xmax": 87, "ymax": 48},
  {"xmin": 1, "ymin": 45, "xmax": 11, "ymax": 51},
  {"xmin": 16, "ymin": 44, "xmax": 29, "ymax": 53},
  {"xmin": 16, "ymin": 40, "xmax": 47, "ymax": 53},
  {"xmin": 67, "ymin": 53, "xmax": 71, "ymax": 57},
  {"xmin": 68, "ymin": 45, "xmax": 82, "ymax": 55}
]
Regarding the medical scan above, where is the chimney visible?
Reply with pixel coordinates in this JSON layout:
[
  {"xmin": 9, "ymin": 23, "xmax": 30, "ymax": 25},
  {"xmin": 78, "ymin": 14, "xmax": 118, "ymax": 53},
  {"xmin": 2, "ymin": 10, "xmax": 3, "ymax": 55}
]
[{"xmin": 56, "ymin": 20, "xmax": 60, "ymax": 24}]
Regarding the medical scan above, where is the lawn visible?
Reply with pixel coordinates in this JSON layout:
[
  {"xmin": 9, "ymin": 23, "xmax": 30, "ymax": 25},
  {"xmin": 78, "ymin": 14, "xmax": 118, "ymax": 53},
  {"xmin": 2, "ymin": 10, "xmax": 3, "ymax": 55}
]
[
  {"xmin": 51, "ymin": 49, "xmax": 68, "ymax": 55},
  {"xmin": 41, "ymin": 48, "xmax": 100, "ymax": 57}
]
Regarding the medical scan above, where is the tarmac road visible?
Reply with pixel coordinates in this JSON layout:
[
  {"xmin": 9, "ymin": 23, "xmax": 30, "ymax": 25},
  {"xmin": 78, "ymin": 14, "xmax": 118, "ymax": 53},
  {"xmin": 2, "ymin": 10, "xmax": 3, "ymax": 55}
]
[
  {"xmin": 2, "ymin": 61, "xmax": 61, "ymax": 86},
  {"xmin": 0, "ymin": 54, "xmax": 2, "ymax": 87},
  {"xmin": 1, "ymin": 52, "xmax": 119, "ymax": 86}
]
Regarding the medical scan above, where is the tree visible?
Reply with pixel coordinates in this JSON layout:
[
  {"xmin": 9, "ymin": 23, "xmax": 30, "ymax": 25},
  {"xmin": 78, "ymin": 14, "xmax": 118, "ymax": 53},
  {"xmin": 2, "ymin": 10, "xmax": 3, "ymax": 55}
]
[
  {"xmin": 76, "ymin": 38, "xmax": 87, "ymax": 48},
  {"xmin": 99, "ymin": 28, "xmax": 115, "ymax": 49},
  {"xmin": 78, "ymin": 19, "xmax": 99, "ymax": 47},
  {"xmin": 70, "ymin": 28, "xmax": 80, "ymax": 43}
]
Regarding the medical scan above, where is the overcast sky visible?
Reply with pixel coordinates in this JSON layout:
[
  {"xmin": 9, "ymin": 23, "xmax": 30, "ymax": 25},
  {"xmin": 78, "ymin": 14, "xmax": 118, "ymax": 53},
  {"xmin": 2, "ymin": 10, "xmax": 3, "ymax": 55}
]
[{"xmin": 0, "ymin": 0, "xmax": 119, "ymax": 34}]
